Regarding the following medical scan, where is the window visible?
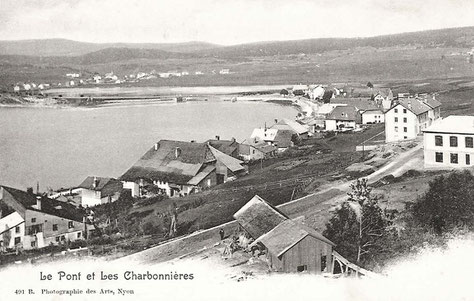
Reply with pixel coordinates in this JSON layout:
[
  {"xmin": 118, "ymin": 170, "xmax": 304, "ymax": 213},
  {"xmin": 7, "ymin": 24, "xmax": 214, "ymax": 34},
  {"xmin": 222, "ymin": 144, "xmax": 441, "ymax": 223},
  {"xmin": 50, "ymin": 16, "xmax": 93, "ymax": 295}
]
[
  {"xmin": 403, "ymin": 127, "xmax": 407, "ymax": 133},
  {"xmin": 297, "ymin": 265, "xmax": 308, "ymax": 272},
  {"xmin": 15, "ymin": 226, "xmax": 20, "ymax": 233},
  {"xmin": 77, "ymin": 232, "xmax": 82, "ymax": 239},
  {"xmin": 395, "ymin": 126, "xmax": 398, "ymax": 132},
  {"xmin": 451, "ymin": 153, "xmax": 458, "ymax": 164},
  {"xmin": 394, "ymin": 108, "xmax": 398, "ymax": 113},
  {"xmin": 52, "ymin": 224, "xmax": 58, "ymax": 231},
  {"xmin": 435, "ymin": 135, "xmax": 443, "ymax": 146},
  {"xmin": 14, "ymin": 237, "xmax": 21, "ymax": 245},
  {"xmin": 403, "ymin": 117, "xmax": 407, "ymax": 123},
  {"xmin": 61, "ymin": 235, "xmax": 66, "ymax": 241},
  {"xmin": 467, "ymin": 154, "xmax": 471, "ymax": 165},
  {"xmin": 450, "ymin": 136, "xmax": 458, "ymax": 147},
  {"xmin": 68, "ymin": 221, "xmax": 74, "ymax": 229},
  {"xmin": 435, "ymin": 152, "xmax": 443, "ymax": 163},
  {"xmin": 403, "ymin": 109, "xmax": 407, "ymax": 114},
  {"xmin": 404, "ymin": 136, "xmax": 407, "ymax": 139},
  {"xmin": 466, "ymin": 137, "xmax": 473, "ymax": 148},
  {"xmin": 31, "ymin": 241, "xmax": 36, "ymax": 248},
  {"xmin": 321, "ymin": 255, "xmax": 327, "ymax": 272},
  {"xmin": 56, "ymin": 236, "xmax": 60, "ymax": 242},
  {"xmin": 394, "ymin": 117, "xmax": 398, "ymax": 122}
]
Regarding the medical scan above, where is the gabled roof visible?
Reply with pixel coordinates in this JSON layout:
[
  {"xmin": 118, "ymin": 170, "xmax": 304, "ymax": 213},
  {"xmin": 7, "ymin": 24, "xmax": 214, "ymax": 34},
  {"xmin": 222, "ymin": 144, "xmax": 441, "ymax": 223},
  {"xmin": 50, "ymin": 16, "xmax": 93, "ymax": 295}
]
[
  {"xmin": 205, "ymin": 139, "xmax": 238, "ymax": 156},
  {"xmin": 330, "ymin": 98, "xmax": 378, "ymax": 112},
  {"xmin": 256, "ymin": 219, "xmax": 335, "ymax": 258},
  {"xmin": 120, "ymin": 140, "xmax": 216, "ymax": 184},
  {"xmin": 78, "ymin": 177, "xmax": 115, "ymax": 191},
  {"xmin": 273, "ymin": 130, "xmax": 294, "ymax": 148},
  {"xmin": 233, "ymin": 195, "xmax": 288, "ymax": 239},
  {"xmin": 208, "ymin": 145, "xmax": 245, "ymax": 173},
  {"xmin": 0, "ymin": 186, "xmax": 86, "ymax": 223},
  {"xmin": 271, "ymin": 119, "xmax": 309, "ymax": 135},
  {"xmin": 241, "ymin": 139, "xmax": 277, "ymax": 154},
  {"xmin": 251, "ymin": 128, "xmax": 278, "ymax": 142},
  {"xmin": 393, "ymin": 98, "xmax": 432, "ymax": 116},
  {"xmin": 327, "ymin": 105, "xmax": 360, "ymax": 121}
]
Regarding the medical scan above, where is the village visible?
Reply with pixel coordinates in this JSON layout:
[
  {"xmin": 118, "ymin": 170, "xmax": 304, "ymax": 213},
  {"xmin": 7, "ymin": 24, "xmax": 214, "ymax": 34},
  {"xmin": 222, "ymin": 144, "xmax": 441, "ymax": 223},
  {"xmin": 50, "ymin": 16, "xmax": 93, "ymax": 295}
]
[{"xmin": 2, "ymin": 76, "xmax": 472, "ymax": 280}]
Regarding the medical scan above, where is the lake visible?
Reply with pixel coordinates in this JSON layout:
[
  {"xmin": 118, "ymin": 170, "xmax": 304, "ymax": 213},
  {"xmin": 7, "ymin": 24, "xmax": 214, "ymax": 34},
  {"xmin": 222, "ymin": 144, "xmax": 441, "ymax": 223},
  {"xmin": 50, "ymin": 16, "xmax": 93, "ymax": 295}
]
[{"xmin": 0, "ymin": 100, "xmax": 297, "ymax": 191}]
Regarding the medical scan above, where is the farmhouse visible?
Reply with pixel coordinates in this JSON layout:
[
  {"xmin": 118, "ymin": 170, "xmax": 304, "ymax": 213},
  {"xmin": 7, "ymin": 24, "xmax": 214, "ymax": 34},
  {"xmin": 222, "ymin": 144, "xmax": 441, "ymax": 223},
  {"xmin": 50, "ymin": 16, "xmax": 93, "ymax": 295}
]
[
  {"xmin": 325, "ymin": 106, "xmax": 361, "ymax": 131},
  {"xmin": 270, "ymin": 119, "xmax": 310, "ymax": 140},
  {"xmin": 0, "ymin": 186, "xmax": 93, "ymax": 252},
  {"xmin": 239, "ymin": 139, "xmax": 277, "ymax": 161},
  {"xmin": 234, "ymin": 195, "xmax": 335, "ymax": 273},
  {"xmin": 120, "ymin": 140, "xmax": 245, "ymax": 197},
  {"xmin": 250, "ymin": 128, "xmax": 295, "ymax": 152},
  {"xmin": 385, "ymin": 97, "xmax": 441, "ymax": 143},
  {"xmin": 77, "ymin": 176, "xmax": 123, "ymax": 207},
  {"xmin": 423, "ymin": 115, "xmax": 474, "ymax": 168}
]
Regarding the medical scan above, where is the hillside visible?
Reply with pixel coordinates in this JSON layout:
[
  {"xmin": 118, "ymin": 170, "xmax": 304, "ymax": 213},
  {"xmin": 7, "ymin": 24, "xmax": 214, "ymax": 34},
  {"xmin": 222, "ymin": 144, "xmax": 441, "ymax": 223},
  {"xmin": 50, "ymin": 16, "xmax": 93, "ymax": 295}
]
[{"xmin": 0, "ymin": 39, "xmax": 220, "ymax": 57}]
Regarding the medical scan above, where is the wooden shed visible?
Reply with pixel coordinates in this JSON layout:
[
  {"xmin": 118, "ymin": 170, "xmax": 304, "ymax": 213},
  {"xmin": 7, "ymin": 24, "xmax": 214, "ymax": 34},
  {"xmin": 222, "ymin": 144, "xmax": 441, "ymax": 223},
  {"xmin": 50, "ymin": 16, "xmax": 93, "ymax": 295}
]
[{"xmin": 234, "ymin": 195, "xmax": 336, "ymax": 274}]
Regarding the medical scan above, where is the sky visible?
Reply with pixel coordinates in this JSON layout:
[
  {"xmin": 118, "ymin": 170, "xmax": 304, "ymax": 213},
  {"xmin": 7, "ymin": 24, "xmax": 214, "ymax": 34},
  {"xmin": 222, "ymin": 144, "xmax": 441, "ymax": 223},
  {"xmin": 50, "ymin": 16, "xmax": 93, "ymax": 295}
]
[{"xmin": 1, "ymin": 0, "xmax": 474, "ymax": 45}]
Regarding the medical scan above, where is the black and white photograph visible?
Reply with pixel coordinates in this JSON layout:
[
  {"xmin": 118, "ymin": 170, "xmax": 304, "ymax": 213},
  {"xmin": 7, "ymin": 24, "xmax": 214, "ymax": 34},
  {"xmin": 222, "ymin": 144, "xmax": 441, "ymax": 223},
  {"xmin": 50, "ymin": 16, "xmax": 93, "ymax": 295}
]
[{"xmin": 1, "ymin": 0, "xmax": 474, "ymax": 300}]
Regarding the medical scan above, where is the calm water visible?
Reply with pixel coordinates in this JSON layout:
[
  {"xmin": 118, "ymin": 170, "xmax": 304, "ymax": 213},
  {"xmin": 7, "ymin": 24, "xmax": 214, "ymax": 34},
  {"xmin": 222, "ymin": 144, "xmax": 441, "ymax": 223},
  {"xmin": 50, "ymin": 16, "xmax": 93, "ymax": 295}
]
[{"xmin": 0, "ymin": 100, "xmax": 297, "ymax": 191}]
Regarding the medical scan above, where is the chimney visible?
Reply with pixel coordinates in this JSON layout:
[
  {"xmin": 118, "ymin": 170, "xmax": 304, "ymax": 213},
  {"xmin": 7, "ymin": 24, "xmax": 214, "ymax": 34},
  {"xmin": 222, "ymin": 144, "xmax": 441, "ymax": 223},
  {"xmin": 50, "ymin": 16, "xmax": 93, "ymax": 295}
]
[
  {"xmin": 93, "ymin": 176, "xmax": 99, "ymax": 189},
  {"xmin": 175, "ymin": 147, "xmax": 182, "ymax": 159},
  {"xmin": 154, "ymin": 143, "xmax": 159, "ymax": 151},
  {"xmin": 274, "ymin": 119, "xmax": 278, "ymax": 124},
  {"xmin": 215, "ymin": 135, "xmax": 220, "ymax": 140},
  {"xmin": 36, "ymin": 196, "xmax": 42, "ymax": 211},
  {"xmin": 231, "ymin": 137, "xmax": 236, "ymax": 143}
]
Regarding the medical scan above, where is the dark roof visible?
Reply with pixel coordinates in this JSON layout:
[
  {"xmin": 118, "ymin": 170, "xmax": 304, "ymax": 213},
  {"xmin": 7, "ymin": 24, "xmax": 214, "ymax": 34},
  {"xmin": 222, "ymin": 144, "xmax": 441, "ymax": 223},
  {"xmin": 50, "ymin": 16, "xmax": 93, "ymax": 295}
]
[
  {"xmin": 233, "ymin": 195, "xmax": 288, "ymax": 239},
  {"xmin": 273, "ymin": 130, "xmax": 294, "ymax": 148},
  {"xmin": 1, "ymin": 186, "xmax": 85, "ymax": 223},
  {"xmin": 395, "ymin": 98, "xmax": 431, "ymax": 115},
  {"xmin": 327, "ymin": 105, "xmax": 360, "ymax": 121},
  {"xmin": 423, "ymin": 97, "xmax": 442, "ymax": 109},
  {"xmin": 256, "ymin": 219, "xmax": 335, "ymax": 258},
  {"xmin": 208, "ymin": 146, "xmax": 245, "ymax": 173},
  {"xmin": 205, "ymin": 139, "xmax": 238, "ymax": 156},
  {"xmin": 79, "ymin": 177, "xmax": 114, "ymax": 191},
  {"xmin": 120, "ymin": 140, "xmax": 216, "ymax": 184}
]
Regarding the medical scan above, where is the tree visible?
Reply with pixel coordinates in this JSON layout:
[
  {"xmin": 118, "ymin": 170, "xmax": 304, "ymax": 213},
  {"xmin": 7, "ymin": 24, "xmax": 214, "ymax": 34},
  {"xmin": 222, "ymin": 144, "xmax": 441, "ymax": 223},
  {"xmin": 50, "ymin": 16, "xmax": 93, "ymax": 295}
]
[
  {"xmin": 280, "ymin": 89, "xmax": 289, "ymax": 96},
  {"xmin": 366, "ymin": 82, "xmax": 374, "ymax": 89},
  {"xmin": 412, "ymin": 170, "xmax": 474, "ymax": 234},
  {"xmin": 322, "ymin": 90, "xmax": 333, "ymax": 103},
  {"xmin": 324, "ymin": 178, "xmax": 391, "ymax": 264}
]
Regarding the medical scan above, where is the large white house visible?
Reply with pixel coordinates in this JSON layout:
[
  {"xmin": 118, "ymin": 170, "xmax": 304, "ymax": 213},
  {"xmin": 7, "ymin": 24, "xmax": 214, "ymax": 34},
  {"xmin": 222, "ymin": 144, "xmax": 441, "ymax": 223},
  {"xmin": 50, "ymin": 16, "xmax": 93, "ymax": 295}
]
[
  {"xmin": 423, "ymin": 115, "xmax": 474, "ymax": 168},
  {"xmin": 385, "ymin": 97, "xmax": 441, "ymax": 143}
]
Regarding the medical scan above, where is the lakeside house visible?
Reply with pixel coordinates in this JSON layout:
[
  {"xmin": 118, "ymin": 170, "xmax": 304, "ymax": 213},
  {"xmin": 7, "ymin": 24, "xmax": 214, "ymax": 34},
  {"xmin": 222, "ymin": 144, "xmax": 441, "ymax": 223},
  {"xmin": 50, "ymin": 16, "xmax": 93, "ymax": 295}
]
[
  {"xmin": 270, "ymin": 119, "xmax": 310, "ymax": 140},
  {"xmin": 0, "ymin": 186, "xmax": 94, "ymax": 252},
  {"xmin": 239, "ymin": 139, "xmax": 277, "ymax": 161},
  {"xmin": 120, "ymin": 140, "xmax": 246, "ymax": 198},
  {"xmin": 234, "ymin": 195, "xmax": 335, "ymax": 273},
  {"xmin": 423, "ymin": 115, "xmax": 474, "ymax": 168},
  {"xmin": 77, "ymin": 176, "xmax": 123, "ymax": 207},
  {"xmin": 325, "ymin": 106, "xmax": 361, "ymax": 131},
  {"xmin": 250, "ymin": 128, "xmax": 295, "ymax": 152},
  {"xmin": 385, "ymin": 97, "xmax": 441, "ymax": 143},
  {"xmin": 205, "ymin": 137, "xmax": 240, "ymax": 158}
]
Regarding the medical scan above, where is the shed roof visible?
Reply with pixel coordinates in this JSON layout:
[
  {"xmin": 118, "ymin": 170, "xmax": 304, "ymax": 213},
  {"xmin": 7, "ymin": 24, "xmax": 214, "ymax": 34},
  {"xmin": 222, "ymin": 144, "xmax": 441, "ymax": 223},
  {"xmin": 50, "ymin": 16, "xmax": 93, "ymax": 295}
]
[
  {"xmin": 273, "ymin": 130, "xmax": 294, "ymax": 148},
  {"xmin": 233, "ymin": 195, "xmax": 288, "ymax": 239},
  {"xmin": 256, "ymin": 219, "xmax": 335, "ymax": 258},
  {"xmin": 271, "ymin": 119, "xmax": 309, "ymax": 135},
  {"xmin": 208, "ymin": 145, "xmax": 245, "ymax": 173},
  {"xmin": 187, "ymin": 165, "xmax": 216, "ymax": 186}
]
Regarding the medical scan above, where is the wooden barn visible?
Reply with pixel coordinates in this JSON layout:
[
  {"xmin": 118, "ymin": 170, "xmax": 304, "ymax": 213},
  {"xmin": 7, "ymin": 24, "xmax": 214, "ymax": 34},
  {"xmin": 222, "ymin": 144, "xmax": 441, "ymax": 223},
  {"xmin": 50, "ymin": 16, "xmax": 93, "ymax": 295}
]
[{"xmin": 234, "ymin": 195, "xmax": 336, "ymax": 274}]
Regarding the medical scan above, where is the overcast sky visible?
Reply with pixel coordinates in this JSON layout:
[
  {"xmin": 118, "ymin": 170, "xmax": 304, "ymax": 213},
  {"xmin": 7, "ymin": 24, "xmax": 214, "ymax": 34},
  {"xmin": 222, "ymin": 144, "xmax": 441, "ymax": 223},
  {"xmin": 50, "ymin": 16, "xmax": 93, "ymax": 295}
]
[{"xmin": 1, "ymin": 0, "xmax": 474, "ymax": 45}]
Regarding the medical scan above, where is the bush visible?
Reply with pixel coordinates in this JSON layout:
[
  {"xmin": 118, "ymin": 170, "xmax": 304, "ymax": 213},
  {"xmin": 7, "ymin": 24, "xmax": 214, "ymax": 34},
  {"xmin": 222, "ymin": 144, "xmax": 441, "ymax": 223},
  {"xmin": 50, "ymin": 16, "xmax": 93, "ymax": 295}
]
[{"xmin": 69, "ymin": 239, "xmax": 87, "ymax": 249}]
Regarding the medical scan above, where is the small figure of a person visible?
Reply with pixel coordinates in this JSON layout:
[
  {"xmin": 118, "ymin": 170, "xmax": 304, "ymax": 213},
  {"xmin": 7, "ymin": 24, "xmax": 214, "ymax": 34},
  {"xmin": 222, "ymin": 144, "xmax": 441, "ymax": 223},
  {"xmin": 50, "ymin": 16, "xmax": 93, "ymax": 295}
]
[{"xmin": 219, "ymin": 228, "xmax": 225, "ymax": 240}]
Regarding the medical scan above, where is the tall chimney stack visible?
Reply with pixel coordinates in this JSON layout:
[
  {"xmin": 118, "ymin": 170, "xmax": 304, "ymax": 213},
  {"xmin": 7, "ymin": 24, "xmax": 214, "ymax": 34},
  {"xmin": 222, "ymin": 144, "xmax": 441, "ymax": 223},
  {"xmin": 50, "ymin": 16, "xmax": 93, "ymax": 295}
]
[
  {"xmin": 93, "ymin": 176, "xmax": 98, "ymax": 189},
  {"xmin": 36, "ymin": 196, "xmax": 42, "ymax": 211},
  {"xmin": 154, "ymin": 143, "xmax": 159, "ymax": 151}
]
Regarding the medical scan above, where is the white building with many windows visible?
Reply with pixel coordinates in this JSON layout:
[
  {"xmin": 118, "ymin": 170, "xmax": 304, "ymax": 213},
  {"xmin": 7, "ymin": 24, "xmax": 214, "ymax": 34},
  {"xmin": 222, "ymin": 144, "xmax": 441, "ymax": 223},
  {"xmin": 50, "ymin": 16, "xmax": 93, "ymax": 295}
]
[
  {"xmin": 385, "ymin": 97, "xmax": 441, "ymax": 143},
  {"xmin": 423, "ymin": 115, "xmax": 474, "ymax": 168}
]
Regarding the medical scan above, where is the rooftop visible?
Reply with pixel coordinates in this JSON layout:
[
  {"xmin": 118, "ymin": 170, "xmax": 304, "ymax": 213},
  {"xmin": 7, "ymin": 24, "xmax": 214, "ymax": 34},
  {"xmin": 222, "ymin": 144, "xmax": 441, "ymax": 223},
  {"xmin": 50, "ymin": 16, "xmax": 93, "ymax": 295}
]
[
  {"xmin": 327, "ymin": 105, "xmax": 360, "ymax": 121},
  {"xmin": 423, "ymin": 115, "xmax": 474, "ymax": 134}
]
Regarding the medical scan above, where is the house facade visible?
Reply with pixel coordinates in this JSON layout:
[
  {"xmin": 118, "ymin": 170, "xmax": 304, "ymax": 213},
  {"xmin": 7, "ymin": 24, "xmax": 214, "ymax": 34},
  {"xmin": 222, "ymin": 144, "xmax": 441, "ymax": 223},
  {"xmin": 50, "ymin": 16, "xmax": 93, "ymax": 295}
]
[
  {"xmin": 0, "ymin": 186, "xmax": 93, "ymax": 252},
  {"xmin": 120, "ymin": 140, "xmax": 245, "ymax": 198},
  {"xmin": 77, "ymin": 176, "xmax": 123, "ymax": 207},
  {"xmin": 361, "ymin": 109, "xmax": 385, "ymax": 124},
  {"xmin": 325, "ymin": 106, "xmax": 361, "ymax": 131},
  {"xmin": 239, "ymin": 139, "xmax": 277, "ymax": 161},
  {"xmin": 385, "ymin": 97, "xmax": 441, "ymax": 143},
  {"xmin": 423, "ymin": 116, "xmax": 474, "ymax": 168}
]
